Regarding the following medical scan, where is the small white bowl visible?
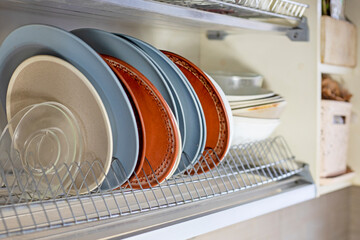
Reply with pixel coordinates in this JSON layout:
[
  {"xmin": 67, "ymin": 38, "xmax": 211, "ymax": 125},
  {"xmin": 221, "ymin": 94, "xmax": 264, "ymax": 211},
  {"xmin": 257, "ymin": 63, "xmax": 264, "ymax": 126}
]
[{"xmin": 231, "ymin": 116, "xmax": 280, "ymax": 146}]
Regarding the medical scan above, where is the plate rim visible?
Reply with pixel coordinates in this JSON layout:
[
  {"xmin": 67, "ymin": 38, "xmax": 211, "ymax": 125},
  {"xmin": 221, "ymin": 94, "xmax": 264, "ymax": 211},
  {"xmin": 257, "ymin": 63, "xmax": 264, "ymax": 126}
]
[
  {"xmin": 162, "ymin": 50, "xmax": 231, "ymax": 172},
  {"xmin": 119, "ymin": 34, "xmax": 206, "ymax": 173},
  {"xmin": 102, "ymin": 55, "xmax": 181, "ymax": 187}
]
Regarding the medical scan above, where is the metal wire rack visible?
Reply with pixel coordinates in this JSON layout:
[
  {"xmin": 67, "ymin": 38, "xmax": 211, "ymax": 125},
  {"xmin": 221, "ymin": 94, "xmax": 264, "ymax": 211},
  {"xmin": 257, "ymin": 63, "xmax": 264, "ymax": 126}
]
[
  {"xmin": 154, "ymin": 0, "xmax": 308, "ymax": 20},
  {"xmin": 0, "ymin": 136, "xmax": 307, "ymax": 238}
]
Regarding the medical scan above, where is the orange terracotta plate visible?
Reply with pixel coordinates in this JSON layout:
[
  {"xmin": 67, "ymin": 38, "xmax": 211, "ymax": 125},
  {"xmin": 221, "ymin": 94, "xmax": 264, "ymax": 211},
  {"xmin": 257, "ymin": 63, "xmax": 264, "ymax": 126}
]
[
  {"xmin": 101, "ymin": 55, "xmax": 146, "ymax": 184},
  {"xmin": 102, "ymin": 55, "xmax": 181, "ymax": 188},
  {"xmin": 162, "ymin": 50, "xmax": 230, "ymax": 174}
]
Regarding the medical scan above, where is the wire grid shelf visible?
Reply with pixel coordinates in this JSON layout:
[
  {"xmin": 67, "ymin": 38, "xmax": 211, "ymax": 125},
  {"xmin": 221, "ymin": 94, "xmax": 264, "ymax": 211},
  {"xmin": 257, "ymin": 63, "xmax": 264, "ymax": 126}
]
[
  {"xmin": 154, "ymin": 0, "xmax": 308, "ymax": 20},
  {"xmin": 0, "ymin": 136, "xmax": 305, "ymax": 237}
]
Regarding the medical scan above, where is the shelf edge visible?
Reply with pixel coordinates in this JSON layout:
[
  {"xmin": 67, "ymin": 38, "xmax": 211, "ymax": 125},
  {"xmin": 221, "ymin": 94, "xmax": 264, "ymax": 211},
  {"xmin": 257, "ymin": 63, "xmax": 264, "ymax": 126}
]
[
  {"xmin": 124, "ymin": 184, "xmax": 316, "ymax": 240},
  {"xmin": 319, "ymin": 63, "xmax": 354, "ymax": 75},
  {"xmin": 319, "ymin": 179, "xmax": 354, "ymax": 195}
]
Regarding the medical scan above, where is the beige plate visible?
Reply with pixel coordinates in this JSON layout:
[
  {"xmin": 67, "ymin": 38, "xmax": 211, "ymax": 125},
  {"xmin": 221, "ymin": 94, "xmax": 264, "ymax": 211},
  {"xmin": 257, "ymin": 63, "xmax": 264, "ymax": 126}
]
[
  {"xmin": 6, "ymin": 55, "xmax": 113, "ymax": 194},
  {"xmin": 165, "ymin": 110, "xmax": 182, "ymax": 180}
]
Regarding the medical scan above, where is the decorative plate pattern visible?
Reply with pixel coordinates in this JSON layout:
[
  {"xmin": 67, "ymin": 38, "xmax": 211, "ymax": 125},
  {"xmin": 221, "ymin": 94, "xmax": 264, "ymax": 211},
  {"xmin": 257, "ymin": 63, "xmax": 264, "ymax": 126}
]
[
  {"xmin": 103, "ymin": 55, "xmax": 180, "ymax": 188},
  {"xmin": 162, "ymin": 51, "xmax": 230, "ymax": 174}
]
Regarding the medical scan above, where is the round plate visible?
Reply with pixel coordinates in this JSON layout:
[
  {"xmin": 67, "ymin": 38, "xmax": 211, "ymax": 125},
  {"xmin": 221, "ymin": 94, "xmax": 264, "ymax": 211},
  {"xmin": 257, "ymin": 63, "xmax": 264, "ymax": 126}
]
[
  {"xmin": 166, "ymin": 109, "xmax": 183, "ymax": 179},
  {"xmin": 6, "ymin": 55, "xmax": 113, "ymax": 193},
  {"xmin": 100, "ymin": 54, "xmax": 146, "ymax": 188},
  {"xmin": 206, "ymin": 73, "xmax": 234, "ymax": 157},
  {"xmin": 71, "ymin": 28, "xmax": 186, "ymax": 148},
  {"xmin": 102, "ymin": 55, "xmax": 181, "ymax": 188},
  {"xmin": 162, "ymin": 50, "xmax": 231, "ymax": 174},
  {"xmin": 118, "ymin": 34, "xmax": 206, "ymax": 174},
  {"xmin": 226, "ymin": 88, "xmax": 275, "ymax": 102},
  {"xmin": 229, "ymin": 95, "xmax": 283, "ymax": 108},
  {"xmin": 232, "ymin": 101, "xmax": 287, "ymax": 119},
  {"xmin": 0, "ymin": 25, "xmax": 139, "ymax": 191}
]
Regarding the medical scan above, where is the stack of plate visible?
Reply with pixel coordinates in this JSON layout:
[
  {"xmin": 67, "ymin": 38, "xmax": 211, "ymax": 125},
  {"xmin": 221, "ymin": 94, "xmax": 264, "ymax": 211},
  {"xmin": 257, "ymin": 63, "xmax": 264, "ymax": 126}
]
[
  {"xmin": 0, "ymin": 25, "xmax": 233, "ymax": 194},
  {"xmin": 209, "ymin": 72, "xmax": 286, "ymax": 145}
]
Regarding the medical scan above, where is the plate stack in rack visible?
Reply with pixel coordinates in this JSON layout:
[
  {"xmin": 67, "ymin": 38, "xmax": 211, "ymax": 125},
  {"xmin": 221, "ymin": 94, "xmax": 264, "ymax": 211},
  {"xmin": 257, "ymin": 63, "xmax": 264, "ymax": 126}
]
[
  {"xmin": 0, "ymin": 25, "xmax": 236, "ymax": 197},
  {"xmin": 209, "ymin": 72, "xmax": 287, "ymax": 145}
]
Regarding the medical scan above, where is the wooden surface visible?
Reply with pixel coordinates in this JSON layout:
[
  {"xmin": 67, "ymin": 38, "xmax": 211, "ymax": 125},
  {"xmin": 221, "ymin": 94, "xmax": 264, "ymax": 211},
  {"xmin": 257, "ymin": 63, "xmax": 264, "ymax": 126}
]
[
  {"xmin": 193, "ymin": 187, "xmax": 358, "ymax": 240},
  {"xmin": 321, "ymin": 16, "xmax": 357, "ymax": 67},
  {"xmin": 349, "ymin": 187, "xmax": 360, "ymax": 240}
]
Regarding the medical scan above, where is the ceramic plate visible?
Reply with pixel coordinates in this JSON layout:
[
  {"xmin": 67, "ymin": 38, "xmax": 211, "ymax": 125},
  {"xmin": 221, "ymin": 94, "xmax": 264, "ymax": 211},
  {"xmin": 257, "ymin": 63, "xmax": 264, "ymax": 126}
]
[
  {"xmin": 102, "ymin": 55, "xmax": 181, "ymax": 188},
  {"xmin": 0, "ymin": 25, "xmax": 139, "ymax": 191},
  {"xmin": 226, "ymin": 89, "xmax": 275, "ymax": 102},
  {"xmin": 118, "ymin": 34, "xmax": 206, "ymax": 174},
  {"xmin": 232, "ymin": 101, "xmax": 287, "ymax": 119},
  {"xmin": 71, "ymin": 28, "xmax": 186, "ymax": 148},
  {"xmin": 166, "ymin": 109, "xmax": 183, "ymax": 179},
  {"xmin": 163, "ymin": 50, "xmax": 231, "ymax": 174},
  {"xmin": 99, "ymin": 55, "xmax": 146, "ymax": 188},
  {"xmin": 6, "ymin": 55, "xmax": 113, "ymax": 193},
  {"xmin": 206, "ymin": 72, "xmax": 233, "ymax": 157},
  {"xmin": 229, "ymin": 95, "xmax": 283, "ymax": 108},
  {"xmin": 224, "ymin": 85, "xmax": 273, "ymax": 97}
]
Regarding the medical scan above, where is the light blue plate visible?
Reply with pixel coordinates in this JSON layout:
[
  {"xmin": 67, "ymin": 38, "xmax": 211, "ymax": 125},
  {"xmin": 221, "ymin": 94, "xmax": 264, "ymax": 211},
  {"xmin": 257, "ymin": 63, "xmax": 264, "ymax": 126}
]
[
  {"xmin": 118, "ymin": 34, "xmax": 207, "ymax": 174},
  {"xmin": 0, "ymin": 25, "xmax": 139, "ymax": 190},
  {"xmin": 71, "ymin": 28, "xmax": 186, "ymax": 149}
]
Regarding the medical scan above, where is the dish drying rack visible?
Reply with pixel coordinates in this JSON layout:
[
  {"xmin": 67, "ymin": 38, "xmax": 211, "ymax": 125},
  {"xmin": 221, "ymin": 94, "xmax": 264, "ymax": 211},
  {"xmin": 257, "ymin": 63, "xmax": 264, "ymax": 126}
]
[
  {"xmin": 0, "ymin": 0, "xmax": 310, "ymax": 42},
  {"xmin": 152, "ymin": 0, "xmax": 309, "ymax": 41},
  {"xmin": 155, "ymin": 0, "xmax": 308, "ymax": 20},
  {"xmin": 0, "ymin": 136, "xmax": 312, "ymax": 238}
]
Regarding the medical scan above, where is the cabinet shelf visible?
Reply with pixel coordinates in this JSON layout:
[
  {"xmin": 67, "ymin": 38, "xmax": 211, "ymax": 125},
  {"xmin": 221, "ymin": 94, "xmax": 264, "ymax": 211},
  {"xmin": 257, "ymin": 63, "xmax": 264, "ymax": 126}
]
[
  {"xmin": 320, "ymin": 63, "xmax": 354, "ymax": 75},
  {"xmin": 319, "ymin": 169, "xmax": 356, "ymax": 195}
]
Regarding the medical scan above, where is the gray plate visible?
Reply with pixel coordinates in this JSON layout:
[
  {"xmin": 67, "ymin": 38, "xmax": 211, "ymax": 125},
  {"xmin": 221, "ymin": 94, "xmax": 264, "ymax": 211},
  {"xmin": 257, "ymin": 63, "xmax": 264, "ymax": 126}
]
[
  {"xmin": 119, "ymin": 34, "xmax": 206, "ymax": 174},
  {"xmin": 0, "ymin": 25, "xmax": 139, "ymax": 190},
  {"xmin": 71, "ymin": 28, "xmax": 186, "ymax": 149}
]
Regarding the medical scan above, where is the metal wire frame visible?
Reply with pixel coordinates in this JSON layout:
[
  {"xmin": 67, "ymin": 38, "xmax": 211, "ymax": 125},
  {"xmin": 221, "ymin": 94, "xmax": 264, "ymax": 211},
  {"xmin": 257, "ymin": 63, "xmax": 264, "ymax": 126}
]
[
  {"xmin": 154, "ymin": 0, "xmax": 308, "ymax": 19},
  {"xmin": 0, "ymin": 136, "xmax": 305, "ymax": 237}
]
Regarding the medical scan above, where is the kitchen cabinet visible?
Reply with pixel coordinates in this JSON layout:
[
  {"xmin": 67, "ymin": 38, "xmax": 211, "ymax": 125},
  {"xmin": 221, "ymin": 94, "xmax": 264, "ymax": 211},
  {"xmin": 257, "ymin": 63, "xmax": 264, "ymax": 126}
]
[{"xmin": 1, "ymin": 0, "xmax": 358, "ymax": 238}]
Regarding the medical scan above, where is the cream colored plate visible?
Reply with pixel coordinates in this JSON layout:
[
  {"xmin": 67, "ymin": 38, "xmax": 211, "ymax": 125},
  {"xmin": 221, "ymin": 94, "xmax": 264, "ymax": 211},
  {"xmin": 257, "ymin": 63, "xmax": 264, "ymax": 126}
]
[
  {"xmin": 206, "ymin": 73, "xmax": 233, "ymax": 158},
  {"xmin": 6, "ymin": 55, "xmax": 113, "ymax": 194},
  {"xmin": 165, "ymin": 109, "xmax": 182, "ymax": 180}
]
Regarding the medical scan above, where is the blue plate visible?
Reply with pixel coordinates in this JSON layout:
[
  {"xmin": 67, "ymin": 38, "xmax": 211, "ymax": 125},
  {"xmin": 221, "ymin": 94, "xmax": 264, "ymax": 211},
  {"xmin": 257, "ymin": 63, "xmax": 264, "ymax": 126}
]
[
  {"xmin": 71, "ymin": 28, "xmax": 186, "ymax": 149},
  {"xmin": 0, "ymin": 25, "xmax": 139, "ymax": 190},
  {"xmin": 118, "ymin": 34, "xmax": 207, "ymax": 174}
]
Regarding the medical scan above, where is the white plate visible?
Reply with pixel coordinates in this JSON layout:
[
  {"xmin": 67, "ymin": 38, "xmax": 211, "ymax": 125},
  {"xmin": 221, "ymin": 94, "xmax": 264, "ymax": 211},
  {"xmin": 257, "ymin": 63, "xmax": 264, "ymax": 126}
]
[
  {"xmin": 227, "ymin": 92, "xmax": 275, "ymax": 102},
  {"xmin": 232, "ymin": 101, "xmax": 287, "ymax": 119},
  {"xmin": 206, "ymin": 73, "xmax": 234, "ymax": 157},
  {"xmin": 229, "ymin": 95, "xmax": 283, "ymax": 108}
]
